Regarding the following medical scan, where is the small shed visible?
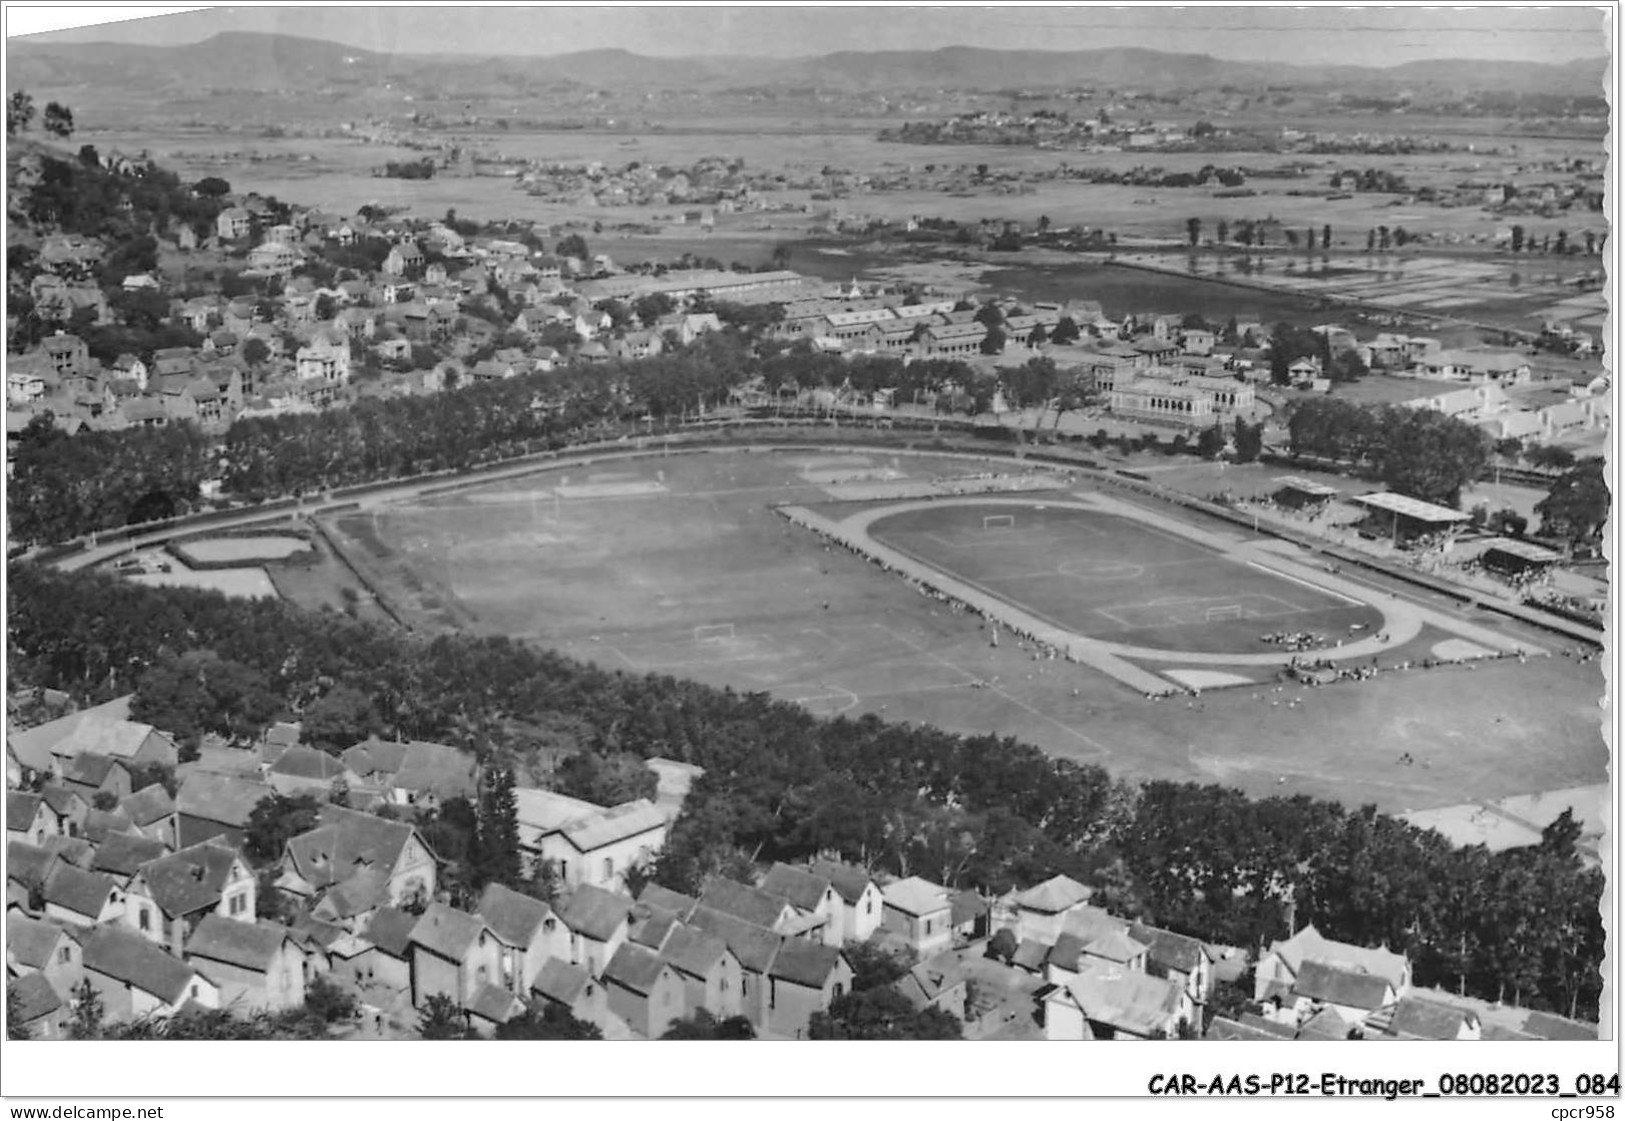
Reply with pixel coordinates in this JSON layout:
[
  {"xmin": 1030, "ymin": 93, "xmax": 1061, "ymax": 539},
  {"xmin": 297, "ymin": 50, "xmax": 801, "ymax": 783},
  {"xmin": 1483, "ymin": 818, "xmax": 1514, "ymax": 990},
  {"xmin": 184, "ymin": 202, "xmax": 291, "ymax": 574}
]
[
  {"xmin": 1478, "ymin": 538, "xmax": 1561, "ymax": 578},
  {"xmin": 1272, "ymin": 475, "xmax": 1340, "ymax": 511}
]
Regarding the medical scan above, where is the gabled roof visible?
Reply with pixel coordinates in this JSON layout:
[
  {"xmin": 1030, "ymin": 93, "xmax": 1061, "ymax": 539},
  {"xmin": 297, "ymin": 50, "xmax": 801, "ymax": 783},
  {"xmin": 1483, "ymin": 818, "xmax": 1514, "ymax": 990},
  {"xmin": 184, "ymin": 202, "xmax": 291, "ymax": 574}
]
[
  {"xmin": 42, "ymin": 863, "xmax": 119, "ymax": 917},
  {"xmin": 466, "ymin": 980, "xmax": 522, "ymax": 1025},
  {"xmin": 637, "ymin": 883, "xmax": 697, "ymax": 916},
  {"xmin": 1291, "ymin": 959, "xmax": 1394, "ymax": 1011},
  {"xmin": 768, "ymin": 939, "xmax": 843, "ymax": 989},
  {"xmin": 284, "ymin": 804, "xmax": 420, "ymax": 891},
  {"xmin": 6, "ymin": 790, "xmax": 43, "ymax": 829},
  {"xmin": 684, "ymin": 905, "xmax": 782, "ymax": 974},
  {"xmin": 1386, "ymin": 996, "xmax": 1477, "ymax": 1040},
  {"xmin": 629, "ymin": 907, "xmax": 681, "ymax": 951},
  {"xmin": 136, "ymin": 839, "xmax": 245, "ymax": 918},
  {"xmin": 533, "ymin": 957, "xmax": 594, "ymax": 1006},
  {"xmin": 1084, "ymin": 928, "xmax": 1150, "ymax": 965},
  {"xmin": 1060, "ymin": 905, "xmax": 1130, "ymax": 946},
  {"xmin": 6, "ymin": 840, "xmax": 61, "ymax": 890},
  {"xmin": 409, "ymin": 902, "xmax": 488, "ymax": 962},
  {"xmin": 881, "ymin": 876, "xmax": 950, "ymax": 917},
  {"xmin": 807, "ymin": 859, "xmax": 875, "ymax": 906},
  {"xmin": 38, "ymin": 784, "xmax": 85, "ymax": 816},
  {"xmin": 176, "ymin": 772, "xmax": 274, "ymax": 828},
  {"xmin": 1295, "ymin": 1006, "xmax": 1351, "ymax": 1040},
  {"xmin": 363, "ymin": 906, "xmax": 418, "ymax": 959},
  {"xmin": 1266, "ymin": 925, "xmax": 1409, "ymax": 991},
  {"xmin": 314, "ymin": 868, "xmax": 390, "ymax": 919},
  {"xmin": 1064, "ymin": 961, "xmax": 1184, "ymax": 1037},
  {"xmin": 560, "ymin": 800, "xmax": 667, "ymax": 853},
  {"xmin": 62, "ymin": 751, "xmax": 126, "ymax": 788},
  {"xmin": 1011, "ymin": 938, "xmax": 1050, "ymax": 972},
  {"xmin": 759, "ymin": 863, "xmax": 833, "ymax": 913},
  {"xmin": 121, "ymin": 783, "xmax": 175, "ymax": 827},
  {"xmin": 950, "ymin": 889, "xmax": 987, "ymax": 928},
  {"xmin": 657, "ymin": 923, "xmax": 731, "ymax": 980},
  {"xmin": 602, "ymin": 941, "xmax": 671, "ymax": 995},
  {"xmin": 1207, "ymin": 1016, "xmax": 1287, "ymax": 1041},
  {"xmin": 42, "ymin": 714, "xmax": 169, "ymax": 762},
  {"xmin": 475, "ymin": 882, "xmax": 553, "ymax": 948},
  {"xmin": 558, "ymin": 884, "xmax": 634, "ymax": 943},
  {"xmin": 8, "ymin": 971, "xmax": 63, "ymax": 1023},
  {"xmin": 1521, "ymin": 1011, "xmax": 1598, "ymax": 1040},
  {"xmin": 185, "ymin": 915, "xmax": 292, "ymax": 973},
  {"xmin": 392, "ymin": 740, "xmax": 477, "ymax": 800},
  {"xmin": 513, "ymin": 788, "xmax": 605, "ymax": 833},
  {"xmin": 90, "ymin": 831, "xmax": 168, "ymax": 878},
  {"xmin": 895, "ymin": 961, "xmax": 964, "ymax": 1009},
  {"xmin": 82, "ymin": 808, "xmax": 134, "ymax": 845},
  {"xmin": 1015, "ymin": 874, "xmax": 1092, "ymax": 915},
  {"xmin": 7, "ymin": 911, "xmax": 73, "ymax": 969},
  {"xmin": 342, "ymin": 736, "xmax": 411, "ymax": 777},
  {"xmin": 268, "ymin": 745, "xmax": 348, "ymax": 782},
  {"xmin": 698, "ymin": 877, "xmax": 792, "ymax": 930},
  {"xmin": 39, "ymin": 834, "xmax": 94, "ymax": 867},
  {"xmin": 82, "ymin": 924, "xmax": 198, "ymax": 1004}
]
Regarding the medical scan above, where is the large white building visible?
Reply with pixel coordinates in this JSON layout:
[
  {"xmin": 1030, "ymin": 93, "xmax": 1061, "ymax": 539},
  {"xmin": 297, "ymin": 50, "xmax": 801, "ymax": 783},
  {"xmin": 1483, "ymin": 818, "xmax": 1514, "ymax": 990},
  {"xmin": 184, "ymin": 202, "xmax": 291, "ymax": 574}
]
[{"xmin": 514, "ymin": 788, "xmax": 670, "ymax": 893}]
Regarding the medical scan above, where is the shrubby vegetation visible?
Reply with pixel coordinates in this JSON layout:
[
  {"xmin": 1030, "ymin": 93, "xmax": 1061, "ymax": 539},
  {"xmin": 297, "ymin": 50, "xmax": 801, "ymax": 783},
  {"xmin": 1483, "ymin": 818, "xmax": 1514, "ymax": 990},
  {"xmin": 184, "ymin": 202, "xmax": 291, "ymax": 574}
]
[
  {"xmin": 6, "ymin": 563, "xmax": 1604, "ymax": 1019},
  {"xmin": 1286, "ymin": 397, "xmax": 1490, "ymax": 507}
]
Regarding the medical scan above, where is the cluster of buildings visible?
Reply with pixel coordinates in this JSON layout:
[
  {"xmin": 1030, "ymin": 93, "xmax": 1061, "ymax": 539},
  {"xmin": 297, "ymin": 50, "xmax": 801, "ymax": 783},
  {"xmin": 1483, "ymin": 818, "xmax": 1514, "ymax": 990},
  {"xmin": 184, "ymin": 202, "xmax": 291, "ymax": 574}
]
[{"xmin": 5, "ymin": 690, "xmax": 1599, "ymax": 1042}]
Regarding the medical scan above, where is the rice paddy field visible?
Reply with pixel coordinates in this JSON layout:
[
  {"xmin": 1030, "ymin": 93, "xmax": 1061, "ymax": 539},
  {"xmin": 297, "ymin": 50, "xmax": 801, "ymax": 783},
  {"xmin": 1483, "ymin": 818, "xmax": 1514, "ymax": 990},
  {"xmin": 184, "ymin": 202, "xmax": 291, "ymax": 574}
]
[{"xmin": 319, "ymin": 447, "xmax": 1608, "ymax": 818}]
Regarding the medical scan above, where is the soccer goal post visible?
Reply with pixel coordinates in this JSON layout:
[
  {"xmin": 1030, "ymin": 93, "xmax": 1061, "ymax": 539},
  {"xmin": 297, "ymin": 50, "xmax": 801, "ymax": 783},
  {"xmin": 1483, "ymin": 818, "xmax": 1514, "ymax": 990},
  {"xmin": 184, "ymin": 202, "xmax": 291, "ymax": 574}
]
[
  {"xmin": 982, "ymin": 514, "xmax": 1016, "ymax": 530},
  {"xmin": 693, "ymin": 623, "xmax": 736, "ymax": 643},
  {"xmin": 1205, "ymin": 604, "xmax": 1245, "ymax": 622}
]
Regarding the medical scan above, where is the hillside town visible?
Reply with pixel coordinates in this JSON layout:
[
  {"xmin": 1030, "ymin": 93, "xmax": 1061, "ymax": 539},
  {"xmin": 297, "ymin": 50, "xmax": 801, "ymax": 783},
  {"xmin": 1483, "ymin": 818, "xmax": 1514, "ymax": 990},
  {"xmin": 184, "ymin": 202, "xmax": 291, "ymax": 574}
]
[{"xmin": 4, "ymin": 695, "xmax": 1599, "ymax": 1041}]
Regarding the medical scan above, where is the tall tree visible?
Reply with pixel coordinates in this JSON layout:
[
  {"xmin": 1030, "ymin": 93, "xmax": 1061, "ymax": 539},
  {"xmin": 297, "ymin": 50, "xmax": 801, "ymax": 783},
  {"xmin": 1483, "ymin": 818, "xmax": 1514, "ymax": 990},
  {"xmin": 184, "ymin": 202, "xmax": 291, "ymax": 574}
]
[
  {"xmin": 68, "ymin": 979, "xmax": 104, "ymax": 1039},
  {"xmin": 1534, "ymin": 458, "xmax": 1607, "ymax": 547},
  {"xmin": 417, "ymin": 994, "xmax": 471, "ymax": 1039},
  {"xmin": 7, "ymin": 89, "xmax": 35, "ymax": 136},
  {"xmin": 476, "ymin": 766, "xmax": 522, "ymax": 889},
  {"xmin": 42, "ymin": 101, "xmax": 73, "ymax": 139},
  {"xmin": 1186, "ymin": 217, "xmax": 1202, "ymax": 246}
]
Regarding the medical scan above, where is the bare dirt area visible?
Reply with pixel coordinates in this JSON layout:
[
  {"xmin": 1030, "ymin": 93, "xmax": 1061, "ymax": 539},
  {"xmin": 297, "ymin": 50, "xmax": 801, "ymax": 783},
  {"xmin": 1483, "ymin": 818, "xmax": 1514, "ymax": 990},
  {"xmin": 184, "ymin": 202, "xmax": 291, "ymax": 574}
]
[{"xmin": 318, "ymin": 448, "xmax": 1606, "ymax": 818}]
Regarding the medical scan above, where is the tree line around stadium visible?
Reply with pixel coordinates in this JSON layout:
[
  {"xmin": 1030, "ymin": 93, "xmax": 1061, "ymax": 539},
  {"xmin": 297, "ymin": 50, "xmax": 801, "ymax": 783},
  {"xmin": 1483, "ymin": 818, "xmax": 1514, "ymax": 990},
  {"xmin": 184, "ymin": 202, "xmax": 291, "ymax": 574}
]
[
  {"xmin": 6, "ymin": 563, "xmax": 1604, "ymax": 1021},
  {"xmin": 8, "ymin": 323, "xmax": 1600, "ymax": 549}
]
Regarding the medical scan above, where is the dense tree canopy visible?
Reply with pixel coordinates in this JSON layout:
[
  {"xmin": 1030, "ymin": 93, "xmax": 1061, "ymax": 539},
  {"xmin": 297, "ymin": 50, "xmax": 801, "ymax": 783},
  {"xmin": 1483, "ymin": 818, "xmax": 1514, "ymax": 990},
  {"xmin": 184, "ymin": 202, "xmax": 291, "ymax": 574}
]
[
  {"xmin": 6, "ymin": 563, "xmax": 1604, "ymax": 1020},
  {"xmin": 1535, "ymin": 458, "xmax": 1607, "ymax": 546}
]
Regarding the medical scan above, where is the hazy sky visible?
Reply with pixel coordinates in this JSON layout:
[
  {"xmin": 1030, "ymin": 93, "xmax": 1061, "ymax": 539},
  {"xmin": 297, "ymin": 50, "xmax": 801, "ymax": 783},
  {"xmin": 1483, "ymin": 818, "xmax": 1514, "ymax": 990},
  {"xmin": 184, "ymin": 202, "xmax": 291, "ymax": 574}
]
[{"xmin": 9, "ymin": 5, "xmax": 1614, "ymax": 66}]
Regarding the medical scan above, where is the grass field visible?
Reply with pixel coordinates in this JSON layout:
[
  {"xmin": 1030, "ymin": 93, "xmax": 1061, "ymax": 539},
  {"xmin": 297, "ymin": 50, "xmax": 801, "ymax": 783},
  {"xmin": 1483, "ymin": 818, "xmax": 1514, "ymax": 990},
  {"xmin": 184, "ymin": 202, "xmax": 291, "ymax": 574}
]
[
  {"xmin": 326, "ymin": 447, "xmax": 1607, "ymax": 816},
  {"xmin": 865, "ymin": 502, "xmax": 1380, "ymax": 654}
]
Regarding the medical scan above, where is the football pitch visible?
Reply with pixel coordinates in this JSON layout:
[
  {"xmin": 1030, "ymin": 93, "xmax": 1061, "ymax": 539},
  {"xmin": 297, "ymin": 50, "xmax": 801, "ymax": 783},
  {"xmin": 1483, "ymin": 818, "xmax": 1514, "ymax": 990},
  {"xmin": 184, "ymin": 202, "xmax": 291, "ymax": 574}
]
[
  {"xmin": 866, "ymin": 502, "xmax": 1381, "ymax": 655},
  {"xmin": 328, "ymin": 447, "xmax": 1607, "ymax": 816}
]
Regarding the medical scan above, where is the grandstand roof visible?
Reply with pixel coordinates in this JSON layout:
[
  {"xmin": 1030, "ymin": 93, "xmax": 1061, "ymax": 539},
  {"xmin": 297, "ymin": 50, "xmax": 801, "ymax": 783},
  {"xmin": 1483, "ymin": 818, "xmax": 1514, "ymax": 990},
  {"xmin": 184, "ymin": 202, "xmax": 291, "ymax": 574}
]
[
  {"xmin": 1273, "ymin": 476, "xmax": 1340, "ymax": 497},
  {"xmin": 1353, "ymin": 493, "xmax": 1470, "ymax": 524}
]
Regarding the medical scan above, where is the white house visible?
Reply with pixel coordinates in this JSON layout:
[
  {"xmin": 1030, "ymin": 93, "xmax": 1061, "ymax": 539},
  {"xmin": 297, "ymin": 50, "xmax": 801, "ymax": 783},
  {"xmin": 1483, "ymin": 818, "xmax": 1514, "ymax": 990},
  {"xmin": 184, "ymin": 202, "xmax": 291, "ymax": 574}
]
[{"xmin": 514, "ymin": 788, "xmax": 669, "ymax": 893}]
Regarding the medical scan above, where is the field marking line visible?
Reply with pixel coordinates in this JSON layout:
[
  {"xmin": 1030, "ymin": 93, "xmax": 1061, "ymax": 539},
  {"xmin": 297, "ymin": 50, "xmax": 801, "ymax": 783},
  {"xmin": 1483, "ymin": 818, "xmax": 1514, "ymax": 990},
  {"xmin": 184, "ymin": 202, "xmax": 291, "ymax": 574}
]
[
  {"xmin": 985, "ymin": 682, "xmax": 1113, "ymax": 759},
  {"xmin": 1245, "ymin": 561, "xmax": 1366, "ymax": 606}
]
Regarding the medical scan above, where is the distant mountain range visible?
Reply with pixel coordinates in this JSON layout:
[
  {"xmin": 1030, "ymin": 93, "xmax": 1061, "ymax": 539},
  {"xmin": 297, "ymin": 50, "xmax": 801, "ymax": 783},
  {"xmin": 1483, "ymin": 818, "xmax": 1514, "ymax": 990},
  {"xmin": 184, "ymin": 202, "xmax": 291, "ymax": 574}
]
[{"xmin": 6, "ymin": 31, "xmax": 1608, "ymax": 99}]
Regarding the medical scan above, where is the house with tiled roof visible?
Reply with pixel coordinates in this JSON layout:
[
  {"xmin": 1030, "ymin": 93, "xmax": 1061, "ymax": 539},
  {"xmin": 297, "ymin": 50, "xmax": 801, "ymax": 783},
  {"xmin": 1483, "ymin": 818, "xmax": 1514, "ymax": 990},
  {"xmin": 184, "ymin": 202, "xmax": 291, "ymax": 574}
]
[
  {"xmin": 60, "ymin": 751, "xmax": 133, "ymax": 802},
  {"xmin": 39, "ymin": 833, "xmax": 95, "ymax": 869},
  {"xmin": 893, "ymin": 957, "xmax": 967, "ymax": 1020},
  {"xmin": 7, "ymin": 840, "xmax": 63, "ymax": 913},
  {"xmin": 557, "ymin": 884, "xmax": 634, "ymax": 975},
  {"xmin": 89, "ymin": 832, "xmax": 169, "ymax": 887},
  {"xmin": 183, "ymin": 915, "xmax": 306, "ymax": 1012},
  {"xmin": 124, "ymin": 838, "xmax": 255, "ymax": 951},
  {"xmin": 9, "ymin": 704, "xmax": 177, "ymax": 777},
  {"xmin": 475, "ymin": 882, "xmax": 567, "ymax": 996},
  {"xmin": 1044, "ymin": 959, "xmax": 1193, "ymax": 1040},
  {"xmin": 765, "ymin": 938, "xmax": 851, "ymax": 1040},
  {"xmin": 1012, "ymin": 874, "xmax": 1094, "ymax": 944},
  {"xmin": 41, "ymin": 863, "xmax": 124, "ymax": 929},
  {"xmin": 1520, "ymin": 1010, "xmax": 1598, "ymax": 1041},
  {"xmin": 636, "ymin": 883, "xmax": 697, "ymax": 918},
  {"xmin": 677, "ymin": 904, "xmax": 783, "ymax": 1030},
  {"xmin": 697, "ymin": 876, "xmax": 801, "ymax": 934},
  {"xmin": 81, "ymin": 923, "xmax": 221, "ymax": 1025},
  {"xmin": 1206, "ymin": 1015, "xmax": 1288, "ymax": 1041},
  {"xmin": 360, "ymin": 905, "xmax": 418, "ymax": 994},
  {"xmin": 629, "ymin": 905, "xmax": 682, "ymax": 952},
  {"xmin": 119, "ymin": 783, "xmax": 179, "ymax": 850},
  {"xmin": 1285, "ymin": 959, "xmax": 1398, "ymax": 1028},
  {"xmin": 1131, "ymin": 921, "xmax": 1214, "ymax": 1008},
  {"xmin": 264, "ymin": 745, "xmax": 355, "ymax": 797},
  {"xmin": 602, "ymin": 941, "xmax": 685, "ymax": 1038},
  {"xmin": 1254, "ymin": 923, "xmax": 1410, "ymax": 1005},
  {"xmin": 1372, "ymin": 994, "xmax": 1481, "ymax": 1041},
  {"xmin": 7, "ymin": 790, "xmax": 55, "ymax": 847},
  {"xmin": 758, "ymin": 863, "xmax": 843, "ymax": 947},
  {"xmin": 515, "ymin": 788, "xmax": 669, "ymax": 894},
  {"xmin": 386, "ymin": 740, "xmax": 477, "ymax": 811},
  {"xmin": 658, "ymin": 922, "xmax": 743, "ymax": 1022},
  {"xmin": 175, "ymin": 771, "xmax": 274, "ymax": 849},
  {"xmin": 277, "ymin": 803, "xmax": 439, "ymax": 924},
  {"xmin": 407, "ymin": 902, "xmax": 503, "ymax": 1012},
  {"xmin": 7, "ymin": 911, "xmax": 84, "ymax": 997},
  {"xmin": 531, "ymin": 957, "xmax": 611, "ymax": 1030},
  {"xmin": 7, "ymin": 970, "xmax": 71, "ymax": 1038},
  {"xmin": 880, "ymin": 876, "xmax": 953, "ymax": 958}
]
